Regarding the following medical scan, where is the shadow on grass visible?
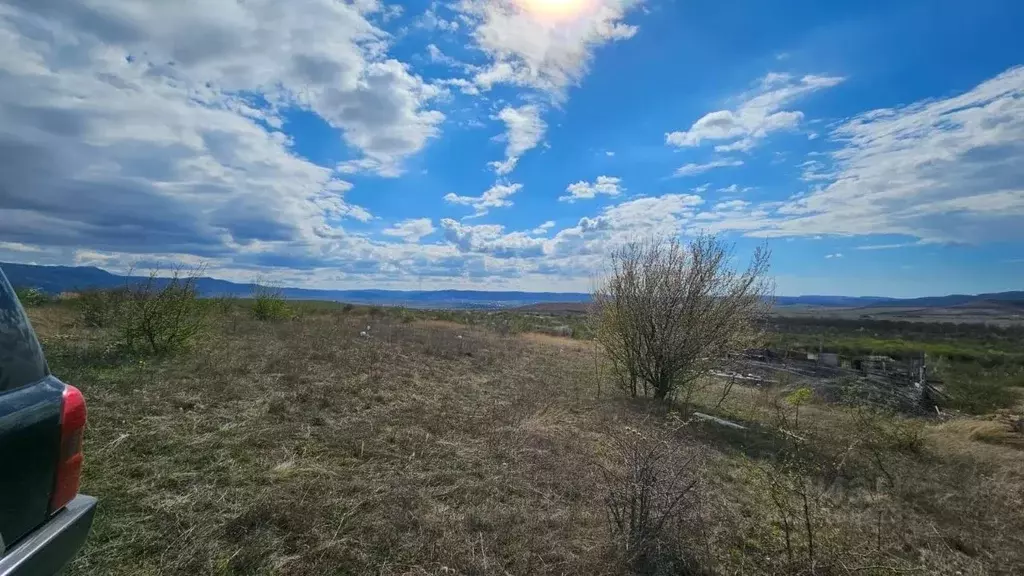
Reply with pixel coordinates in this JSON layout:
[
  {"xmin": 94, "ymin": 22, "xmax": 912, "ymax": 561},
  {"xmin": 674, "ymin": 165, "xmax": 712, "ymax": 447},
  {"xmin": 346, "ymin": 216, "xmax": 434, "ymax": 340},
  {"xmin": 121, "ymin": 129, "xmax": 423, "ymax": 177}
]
[
  {"xmin": 615, "ymin": 395, "xmax": 845, "ymax": 470},
  {"xmin": 40, "ymin": 336, "xmax": 133, "ymax": 376}
]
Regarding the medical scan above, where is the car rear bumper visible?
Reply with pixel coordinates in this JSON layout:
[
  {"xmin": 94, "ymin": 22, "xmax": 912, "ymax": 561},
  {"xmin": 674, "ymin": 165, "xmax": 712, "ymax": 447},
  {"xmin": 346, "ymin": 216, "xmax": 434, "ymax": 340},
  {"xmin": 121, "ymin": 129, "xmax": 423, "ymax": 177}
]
[{"xmin": 0, "ymin": 494, "xmax": 96, "ymax": 576}]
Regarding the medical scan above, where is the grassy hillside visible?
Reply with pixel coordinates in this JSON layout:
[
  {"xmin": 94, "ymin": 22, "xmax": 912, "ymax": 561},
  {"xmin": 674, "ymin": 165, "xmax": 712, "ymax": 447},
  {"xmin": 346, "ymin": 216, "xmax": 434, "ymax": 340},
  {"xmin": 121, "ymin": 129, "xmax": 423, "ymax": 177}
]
[{"xmin": 24, "ymin": 302, "xmax": 1024, "ymax": 575}]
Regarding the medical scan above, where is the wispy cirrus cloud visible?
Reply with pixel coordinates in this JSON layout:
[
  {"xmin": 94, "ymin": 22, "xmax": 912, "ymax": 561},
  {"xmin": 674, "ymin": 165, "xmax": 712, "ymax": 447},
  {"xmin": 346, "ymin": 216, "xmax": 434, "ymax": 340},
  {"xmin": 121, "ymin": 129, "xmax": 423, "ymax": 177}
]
[
  {"xmin": 666, "ymin": 73, "xmax": 843, "ymax": 152},
  {"xmin": 694, "ymin": 66, "xmax": 1024, "ymax": 245},
  {"xmin": 674, "ymin": 159, "xmax": 744, "ymax": 177}
]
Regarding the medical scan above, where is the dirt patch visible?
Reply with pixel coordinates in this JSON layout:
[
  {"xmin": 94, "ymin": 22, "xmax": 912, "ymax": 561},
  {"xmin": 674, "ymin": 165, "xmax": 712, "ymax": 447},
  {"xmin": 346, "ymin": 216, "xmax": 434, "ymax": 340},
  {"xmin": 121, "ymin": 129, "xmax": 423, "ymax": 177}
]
[{"xmin": 520, "ymin": 332, "xmax": 593, "ymax": 349}]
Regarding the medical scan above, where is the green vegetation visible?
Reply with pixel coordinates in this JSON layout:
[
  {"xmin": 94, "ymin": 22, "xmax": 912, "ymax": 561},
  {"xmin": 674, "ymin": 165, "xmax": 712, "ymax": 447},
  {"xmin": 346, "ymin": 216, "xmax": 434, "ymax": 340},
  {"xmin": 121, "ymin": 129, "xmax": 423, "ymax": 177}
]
[
  {"xmin": 14, "ymin": 286, "xmax": 51, "ymax": 306},
  {"xmin": 767, "ymin": 316, "xmax": 1024, "ymax": 414},
  {"xmin": 251, "ymin": 282, "xmax": 292, "ymax": 321},
  {"xmin": 940, "ymin": 364, "xmax": 1022, "ymax": 414},
  {"xmin": 770, "ymin": 316, "xmax": 1024, "ymax": 367},
  {"xmin": 68, "ymin": 269, "xmax": 209, "ymax": 356}
]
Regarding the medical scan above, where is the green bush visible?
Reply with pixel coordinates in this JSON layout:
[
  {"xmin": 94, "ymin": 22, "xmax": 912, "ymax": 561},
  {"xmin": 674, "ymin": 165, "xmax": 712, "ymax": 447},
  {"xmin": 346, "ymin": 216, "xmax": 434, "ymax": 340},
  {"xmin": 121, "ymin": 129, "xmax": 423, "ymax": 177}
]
[
  {"xmin": 252, "ymin": 283, "xmax": 291, "ymax": 321},
  {"xmin": 943, "ymin": 379, "xmax": 1019, "ymax": 414},
  {"xmin": 14, "ymin": 286, "xmax": 50, "ymax": 307},
  {"xmin": 76, "ymin": 288, "xmax": 124, "ymax": 328},
  {"xmin": 938, "ymin": 364, "xmax": 1021, "ymax": 414},
  {"xmin": 115, "ymin": 268, "xmax": 209, "ymax": 355}
]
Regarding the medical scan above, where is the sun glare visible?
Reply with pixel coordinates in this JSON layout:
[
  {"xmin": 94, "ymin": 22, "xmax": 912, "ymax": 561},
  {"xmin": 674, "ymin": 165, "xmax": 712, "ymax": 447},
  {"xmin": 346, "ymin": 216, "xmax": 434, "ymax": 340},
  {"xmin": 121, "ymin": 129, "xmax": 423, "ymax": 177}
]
[{"xmin": 516, "ymin": 0, "xmax": 590, "ymax": 21}]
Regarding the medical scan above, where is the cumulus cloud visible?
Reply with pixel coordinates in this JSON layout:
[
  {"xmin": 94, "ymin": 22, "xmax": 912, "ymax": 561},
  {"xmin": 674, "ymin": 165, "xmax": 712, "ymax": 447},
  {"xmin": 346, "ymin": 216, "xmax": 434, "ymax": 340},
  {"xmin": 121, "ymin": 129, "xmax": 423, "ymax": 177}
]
[
  {"xmin": 439, "ymin": 218, "xmax": 546, "ymax": 258},
  {"xmin": 382, "ymin": 218, "xmax": 436, "ymax": 243},
  {"xmin": 559, "ymin": 176, "xmax": 624, "ymax": 202},
  {"xmin": 674, "ymin": 159, "xmax": 744, "ymax": 177},
  {"xmin": 435, "ymin": 192, "xmax": 706, "ymax": 271},
  {"xmin": 418, "ymin": 2, "xmax": 461, "ymax": 32},
  {"xmin": 488, "ymin": 104, "xmax": 547, "ymax": 174},
  {"xmin": 0, "ymin": 0, "xmax": 444, "ymax": 273},
  {"xmin": 666, "ymin": 73, "xmax": 843, "ymax": 152},
  {"xmin": 444, "ymin": 182, "xmax": 523, "ymax": 217},
  {"xmin": 713, "ymin": 200, "xmax": 749, "ymax": 211},
  {"xmin": 458, "ymin": 0, "xmax": 642, "ymax": 97},
  {"xmin": 548, "ymin": 193, "xmax": 705, "ymax": 258}
]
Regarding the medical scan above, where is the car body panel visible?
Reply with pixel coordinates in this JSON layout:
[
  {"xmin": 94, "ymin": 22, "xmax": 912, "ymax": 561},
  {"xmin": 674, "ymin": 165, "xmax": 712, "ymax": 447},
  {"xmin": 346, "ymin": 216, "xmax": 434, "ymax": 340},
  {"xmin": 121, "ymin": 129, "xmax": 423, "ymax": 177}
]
[
  {"xmin": 0, "ymin": 495, "xmax": 96, "ymax": 576},
  {"xmin": 0, "ymin": 266, "xmax": 96, "ymax": 574}
]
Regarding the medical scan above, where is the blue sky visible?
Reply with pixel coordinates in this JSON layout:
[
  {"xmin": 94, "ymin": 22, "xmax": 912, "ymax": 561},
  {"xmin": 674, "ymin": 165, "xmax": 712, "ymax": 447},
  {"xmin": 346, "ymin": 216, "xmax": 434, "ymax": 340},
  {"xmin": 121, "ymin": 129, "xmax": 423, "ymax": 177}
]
[{"xmin": 0, "ymin": 0, "xmax": 1021, "ymax": 296}]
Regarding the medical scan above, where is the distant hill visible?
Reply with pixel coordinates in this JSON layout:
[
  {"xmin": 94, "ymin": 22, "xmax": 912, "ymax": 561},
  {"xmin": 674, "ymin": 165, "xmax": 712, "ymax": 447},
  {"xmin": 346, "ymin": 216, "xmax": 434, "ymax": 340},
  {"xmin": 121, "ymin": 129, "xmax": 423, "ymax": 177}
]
[
  {"xmin": 867, "ymin": 292, "xmax": 1024, "ymax": 308},
  {"xmin": 773, "ymin": 295, "xmax": 897, "ymax": 307},
  {"xmin": 3, "ymin": 261, "xmax": 1022, "ymax": 311},
  {"xmin": 0, "ymin": 262, "xmax": 590, "ymax": 310}
]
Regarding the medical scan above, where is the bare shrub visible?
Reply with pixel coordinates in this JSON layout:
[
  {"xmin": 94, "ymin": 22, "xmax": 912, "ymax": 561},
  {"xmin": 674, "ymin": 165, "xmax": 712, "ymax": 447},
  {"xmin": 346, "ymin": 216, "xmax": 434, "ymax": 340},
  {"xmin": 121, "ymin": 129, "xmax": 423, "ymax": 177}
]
[
  {"xmin": 114, "ymin": 267, "xmax": 209, "ymax": 355},
  {"xmin": 600, "ymin": 424, "xmax": 705, "ymax": 574},
  {"xmin": 251, "ymin": 281, "xmax": 291, "ymax": 321},
  {"xmin": 591, "ymin": 234, "xmax": 773, "ymax": 403}
]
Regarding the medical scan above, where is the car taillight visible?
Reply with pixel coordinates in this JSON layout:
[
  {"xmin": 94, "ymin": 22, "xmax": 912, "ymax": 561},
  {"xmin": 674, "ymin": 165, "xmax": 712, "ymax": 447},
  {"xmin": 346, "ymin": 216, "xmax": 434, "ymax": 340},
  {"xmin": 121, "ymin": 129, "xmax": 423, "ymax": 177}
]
[{"xmin": 49, "ymin": 384, "xmax": 86, "ymax": 514}]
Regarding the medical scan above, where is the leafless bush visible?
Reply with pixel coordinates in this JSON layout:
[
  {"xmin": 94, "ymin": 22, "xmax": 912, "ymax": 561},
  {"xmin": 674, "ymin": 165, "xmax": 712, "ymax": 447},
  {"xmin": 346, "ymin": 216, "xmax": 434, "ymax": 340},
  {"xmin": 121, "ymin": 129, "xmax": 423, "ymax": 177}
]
[
  {"xmin": 600, "ymin": 424, "xmax": 705, "ymax": 574},
  {"xmin": 591, "ymin": 234, "xmax": 773, "ymax": 403}
]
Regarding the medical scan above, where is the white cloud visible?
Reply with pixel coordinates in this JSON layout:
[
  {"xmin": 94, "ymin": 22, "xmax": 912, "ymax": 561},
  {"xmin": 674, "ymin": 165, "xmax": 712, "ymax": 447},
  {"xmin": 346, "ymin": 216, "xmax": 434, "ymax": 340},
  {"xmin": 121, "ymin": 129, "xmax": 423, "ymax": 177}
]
[
  {"xmin": 693, "ymin": 66, "xmax": 1024, "ymax": 245},
  {"xmin": 666, "ymin": 73, "xmax": 843, "ymax": 151},
  {"xmin": 717, "ymin": 184, "xmax": 752, "ymax": 195},
  {"xmin": 428, "ymin": 44, "xmax": 457, "ymax": 66},
  {"xmin": 714, "ymin": 138, "xmax": 756, "ymax": 153},
  {"xmin": 549, "ymin": 193, "xmax": 705, "ymax": 258},
  {"xmin": 854, "ymin": 242, "xmax": 921, "ymax": 251},
  {"xmin": 531, "ymin": 220, "xmax": 556, "ymax": 234},
  {"xmin": 444, "ymin": 182, "xmax": 523, "ymax": 216},
  {"xmin": 418, "ymin": 3, "xmax": 460, "ymax": 32},
  {"xmin": 382, "ymin": 218, "xmax": 436, "ymax": 243},
  {"xmin": 824, "ymin": 253, "xmax": 843, "ymax": 259},
  {"xmin": 799, "ymin": 159, "xmax": 833, "ymax": 182},
  {"xmin": 489, "ymin": 104, "xmax": 547, "ymax": 175},
  {"xmin": 437, "ymin": 77, "xmax": 482, "ymax": 96},
  {"xmin": 605, "ymin": 150, "xmax": 615, "ymax": 157},
  {"xmin": 713, "ymin": 200, "xmax": 749, "ymax": 211},
  {"xmin": 440, "ymin": 219, "xmax": 546, "ymax": 258},
  {"xmin": 0, "ymin": 0, "xmax": 444, "ymax": 270},
  {"xmin": 674, "ymin": 159, "xmax": 744, "ymax": 177},
  {"xmin": 559, "ymin": 175, "xmax": 624, "ymax": 202},
  {"xmin": 458, "ymin": 0, "xmax": 642, "ymax": 97}
]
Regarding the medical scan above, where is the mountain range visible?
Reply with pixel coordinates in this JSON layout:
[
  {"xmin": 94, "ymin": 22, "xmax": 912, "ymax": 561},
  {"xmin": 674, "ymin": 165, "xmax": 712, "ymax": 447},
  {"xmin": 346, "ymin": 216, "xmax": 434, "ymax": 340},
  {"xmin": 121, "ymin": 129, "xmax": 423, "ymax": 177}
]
[{"xmin": 2, "ymin": 262, "xmax": 1022, "ymax": 310}]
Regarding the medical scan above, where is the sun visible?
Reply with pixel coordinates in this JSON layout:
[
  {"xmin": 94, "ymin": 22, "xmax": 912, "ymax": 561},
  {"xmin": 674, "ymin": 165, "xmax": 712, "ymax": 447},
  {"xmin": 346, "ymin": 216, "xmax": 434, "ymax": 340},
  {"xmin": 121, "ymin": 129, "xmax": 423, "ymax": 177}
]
[{"xmin": 516, "ymin": 0, "xmax": 590, "ymax": 21}]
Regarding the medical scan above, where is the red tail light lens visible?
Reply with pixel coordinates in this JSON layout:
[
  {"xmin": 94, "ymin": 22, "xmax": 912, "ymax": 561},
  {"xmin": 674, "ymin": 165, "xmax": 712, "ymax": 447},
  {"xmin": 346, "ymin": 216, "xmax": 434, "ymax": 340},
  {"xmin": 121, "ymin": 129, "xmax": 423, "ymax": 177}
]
[{"xmin": 49, "ymin": 384, "xmax": 86, "ymax": 514}]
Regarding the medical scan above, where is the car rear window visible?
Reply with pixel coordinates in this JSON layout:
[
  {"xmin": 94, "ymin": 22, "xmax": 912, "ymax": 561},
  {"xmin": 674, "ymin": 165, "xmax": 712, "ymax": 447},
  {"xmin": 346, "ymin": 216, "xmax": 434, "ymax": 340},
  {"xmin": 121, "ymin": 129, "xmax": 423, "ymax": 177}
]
[{"xmin": 0, "ymin": 269, "xmax": 49, "ymax": 392}]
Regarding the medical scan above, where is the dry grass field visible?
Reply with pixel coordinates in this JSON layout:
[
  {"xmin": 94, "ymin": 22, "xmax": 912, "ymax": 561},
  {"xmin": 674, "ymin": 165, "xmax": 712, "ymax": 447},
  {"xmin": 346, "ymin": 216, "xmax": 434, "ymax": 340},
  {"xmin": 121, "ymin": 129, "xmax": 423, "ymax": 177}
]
[{"xmin": 25, "ymin": 303, "xmax": 1024, "ymax": 575}]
